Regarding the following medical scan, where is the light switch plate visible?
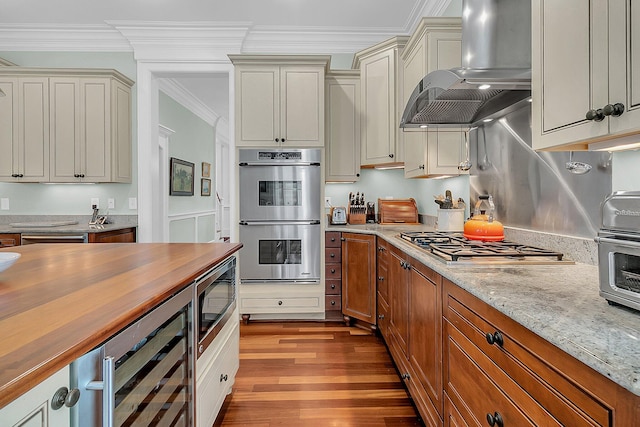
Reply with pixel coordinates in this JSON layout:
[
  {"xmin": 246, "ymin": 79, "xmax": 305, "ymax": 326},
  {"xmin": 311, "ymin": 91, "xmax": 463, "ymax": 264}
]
[
  {"xmin": 0, "ymin": 198, "xmax": 8, "ymax": 210},
  {"xmin": 128, "ymin": 197, "xmax": 137, "ymax": 210},
  {"xmin": 108, "ymin": 198, "xmax": 115, "ymax": 209}
]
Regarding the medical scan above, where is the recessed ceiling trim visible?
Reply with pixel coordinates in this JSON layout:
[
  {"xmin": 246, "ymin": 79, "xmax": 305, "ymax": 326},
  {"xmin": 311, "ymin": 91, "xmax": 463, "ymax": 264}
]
[{"xmin": 0, "ymin": 24, "xmax": 132, "ymax": 51}]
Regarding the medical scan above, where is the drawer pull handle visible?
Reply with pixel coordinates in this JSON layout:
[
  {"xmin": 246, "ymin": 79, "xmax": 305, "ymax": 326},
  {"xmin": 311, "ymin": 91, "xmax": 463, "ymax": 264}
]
[
  {"xmin": 378, "ymin": 276, "xmax": 384, "ymax": 281},
  {"xmin": 331, "ymin": 268, "xmax": 336, "ymax": 274},
  {"xmin": 486, "ymin": 331, "xmax": 504, "ymax": 347},
  {"xmin": 400, "ymin": 373, "xmax": 410, "ymax": 380},
  {"xmin": 486, "ymin": 412, "xmax": 503, "ymax": 427},
  {"xmin": 220, "ymin": 374, "xmax": 228, "ymax": 382},
  {"xmin": 378, "ymin": 314, "xmax": 385, "ymax": 319},
  {"xmin": 331, "ymin": 300, "xmax": 336, "ymax": 306},
  {"xmin": 330, "ymin": 253, "xmax": 335, "ymax": 258},
  {"xmin": 331, "ymin": 284, "xmax": 336, "ymax": 289}
]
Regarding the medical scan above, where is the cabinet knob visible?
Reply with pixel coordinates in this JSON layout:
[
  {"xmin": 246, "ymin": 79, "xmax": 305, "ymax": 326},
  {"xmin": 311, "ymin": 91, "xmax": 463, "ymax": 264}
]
[
  {"xmin": 378, "ymin": 314, "xmax": 385, "ymax": 319},
  {"xmin": 388, "ymin": 153, "xmax": 394, "ymax": 158},
  {"xmin": 275, "ymin": 138, "xmax": 280, "ymax": 142},
  {"xmin": 485, "ymin": 331, "xmax": 504, "ymax": 347},
  {"xmin": 331, "ymin": 237, "xmax": 336, "ymax": 242},
  {"xmin": 331, "ymin": 284, "xmax": 336, "ymax": 289},
  {"xmin": 11, "ymin": 174, "xmax": 18, "ymax": 178},
  {"xmin": 330, "ymin": 268, "xmax": 336, "ymax": 274},
  {"xmin": 278, "ymin": 300, "xmax": 283, "ymax": 305},
  {"xmin": 330, "ymin": 253, "xmax": 335, "ymax": 258},
  {"xmin": 585, "ymin": 108, "xmax": 605, "ymax": 122},
  {"xmin": 51, "ymin": 387, "xmax": 80, "ymax": 410},
  {"xmin": 419, "ymin": 165, "xmax": 425, "ymax": 169},
  {"xmin": 603, "ymin": 102, "xmax": 625, "ymax": 117},
  {"xmin": 356, "ymin": 173, "xmax": 360, "ymax": 177},
  {"xmin": 486, "ymin": 412, "xmax": 504, "ymax": 427},
  {"xmin": 330, "ymin": 300, "xmax": 336, "ymax": 306}
]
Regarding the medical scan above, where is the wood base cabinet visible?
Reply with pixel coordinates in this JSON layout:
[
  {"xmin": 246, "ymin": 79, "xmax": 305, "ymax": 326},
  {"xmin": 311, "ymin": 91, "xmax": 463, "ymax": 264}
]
[
  {"xmin": 341, "ymin": 232, "xmax": 376, "ymax": 326},
  {"xmin": 0, "ymin": 233, "xmax": 20, "ymax": 247},
  {"xmin": 387, "ymin": 244, "xmax": 443, "ymax": 427},
  {"xmin": 325, "ymin": 231, "xmax": 343, "ymax": 320},
  {"xmin": 443, "ymin": 278, "xmax": 639, "ymax": 426},
  {"xmin": 376, "ymin": 239, "xmax": 390, "ymax": 339}
]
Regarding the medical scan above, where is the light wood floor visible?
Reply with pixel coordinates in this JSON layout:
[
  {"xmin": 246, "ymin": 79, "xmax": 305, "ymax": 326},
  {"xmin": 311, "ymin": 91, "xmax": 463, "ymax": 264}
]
[{"xmin": 217, "ymin": 322, "xmax": 423, "ymax": 427}]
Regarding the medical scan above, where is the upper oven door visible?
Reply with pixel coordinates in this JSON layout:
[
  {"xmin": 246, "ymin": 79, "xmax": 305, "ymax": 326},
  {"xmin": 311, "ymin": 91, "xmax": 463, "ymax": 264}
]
[
  {"xmin": 239, "ymin": 150, "xmax": 321, "ymax": 222},
  {"xmin": 239, "ymin": 222, "xmax": 321, "ymax": 283}
]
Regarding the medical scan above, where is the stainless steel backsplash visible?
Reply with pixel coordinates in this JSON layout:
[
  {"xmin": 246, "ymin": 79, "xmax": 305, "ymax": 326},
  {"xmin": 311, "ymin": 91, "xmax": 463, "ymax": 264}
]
[{"xmin": 468, "ymin": 104, "xmax": 612, "ymax": 239}]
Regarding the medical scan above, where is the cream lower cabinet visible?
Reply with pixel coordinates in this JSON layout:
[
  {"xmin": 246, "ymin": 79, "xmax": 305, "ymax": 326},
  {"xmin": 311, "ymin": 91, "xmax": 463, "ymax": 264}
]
[
  {"xmin": 0, "ymin": 77, "xmax": 49, "ymax": 182},
  {"xmin": 325, "ymin": 71, "xmax": 361, "ymax": 182},
  {"xmin": 532, "ymin": 0, "xmax": 640, "ymax": 150},
  {"xmin": 50, "ymin": 75, "xmax": 132, "ymax": 183},
  {"xmin": 229, "ymin": 55, "xmax": 329, "ymax": 147},
  {"xmin": 401, "ymin": 18, "xmax": 465, "ymax": 178},
  {"xmin": 196, "ymin": 312, "xmax": 240, "ymax": 427},
  {"xmin": 0, "ymin": 365, "xmax": 71, "ymax": 427},
  {"xmin": 354, "ymin": 37, "xmax": 408, "ymax": 167}
]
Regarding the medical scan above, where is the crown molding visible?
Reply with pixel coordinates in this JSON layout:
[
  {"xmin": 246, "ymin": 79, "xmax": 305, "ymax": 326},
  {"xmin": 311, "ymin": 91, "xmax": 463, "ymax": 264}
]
[
  {"xmin": 158, "ymin": 78, "xmax": 229, "ymax": 136},
  {"xmin": 0, "ymin": 24, "xmax": 132, "ymax": 51}
]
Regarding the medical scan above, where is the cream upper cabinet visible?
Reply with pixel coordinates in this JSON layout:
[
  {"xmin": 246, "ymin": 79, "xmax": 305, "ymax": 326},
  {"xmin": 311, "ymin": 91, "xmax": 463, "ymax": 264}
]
[
  {"xmin": 325, "ymin": 71, "xmax": 361, "ymax": 182},
  {"xmin": 354, "ymin": 37, "xmax": 408, "ymax": 167},
  {"xmin": 532, "ymin": 0, "xmax": 640, "ymax": 151},
  {"xmin": 0, "ymin": 77, "xmax": 49, "ymax": 182},
  {"xmin": 0, "ymin": 365, "xmax": 71, "ymax": 427},
  {"xmin": 0, "ymin": 68, "xmax": 133, "ymax": 183},
  {"xmin": 230, "ymin": 55, "xmax": 330, "ymax": 147},
  {"xmin": 50, "ymin": 75, "xmax": 132, "ymax": 183},
  {"xmin": 401, "ymin": 18, "xmax": 465, "ymax": 178}
]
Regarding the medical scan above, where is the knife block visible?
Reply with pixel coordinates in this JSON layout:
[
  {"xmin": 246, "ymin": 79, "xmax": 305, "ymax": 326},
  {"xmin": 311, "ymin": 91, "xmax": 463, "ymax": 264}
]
[{"xmin": 347, "ymin": 211, "xmax": 366, "ymax": 225}]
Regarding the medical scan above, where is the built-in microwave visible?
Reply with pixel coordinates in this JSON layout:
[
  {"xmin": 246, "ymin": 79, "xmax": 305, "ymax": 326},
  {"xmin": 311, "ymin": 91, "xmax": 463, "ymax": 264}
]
[{"xmin": 195, "ymin": 256, "xmax": 236, "ymax": 357}]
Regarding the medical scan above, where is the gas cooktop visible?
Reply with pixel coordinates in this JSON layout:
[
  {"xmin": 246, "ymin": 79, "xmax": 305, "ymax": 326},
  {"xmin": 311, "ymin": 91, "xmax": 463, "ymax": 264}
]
[{"xmin": 398, "ymin": 231, "xmax": 574, "ymax": 266}]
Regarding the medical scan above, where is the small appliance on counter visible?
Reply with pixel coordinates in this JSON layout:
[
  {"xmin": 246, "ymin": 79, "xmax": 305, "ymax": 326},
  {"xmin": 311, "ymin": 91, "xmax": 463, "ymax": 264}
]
[
  {"xmin": 596, "ymin": 191, "xmax": 640, "ymax": 311},
  {"xmin": 330, "ymin": 206, "xmax": 347, "ymax": 225},
  {"xmin": 366, "ymin": 202, "xmax": 376, "ymax": 223},
  {"xmin": 378, "ymin": 198, "xmax": 419, "ymax": 225}
]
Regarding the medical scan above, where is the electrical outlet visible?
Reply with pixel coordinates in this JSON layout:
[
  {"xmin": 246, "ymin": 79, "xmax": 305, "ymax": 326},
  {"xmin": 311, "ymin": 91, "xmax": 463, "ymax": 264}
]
[
  {"xmin": 324, "ymin": 197, "xmax": 332, "ymax": 208},
  {"xmin": 91, "ymin": 198, "xmax": 99, "ymax": 209},
  {"xmin": 0, "ymin": 198, "xmax": 8, "ymax": 210},
  {"xmin": 108, "ymin": 198, "xmax": 115, "ymax": 209},
  {"xmin": 128, "ymin": 197, "xmax": 137, "ymax": 210}
]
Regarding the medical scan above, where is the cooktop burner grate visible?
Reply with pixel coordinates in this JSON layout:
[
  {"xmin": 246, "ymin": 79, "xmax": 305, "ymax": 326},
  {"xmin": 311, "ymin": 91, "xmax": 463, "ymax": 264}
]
[{"xmin": 399, "ymin": 231, "xmax": 566, "ymax": 263}]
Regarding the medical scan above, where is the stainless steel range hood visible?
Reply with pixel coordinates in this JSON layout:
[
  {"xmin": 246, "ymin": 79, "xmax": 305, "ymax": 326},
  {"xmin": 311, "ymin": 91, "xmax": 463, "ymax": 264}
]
[{"xmin": 401, "ymin": 0, "xmax": 531, "ymax": 128}]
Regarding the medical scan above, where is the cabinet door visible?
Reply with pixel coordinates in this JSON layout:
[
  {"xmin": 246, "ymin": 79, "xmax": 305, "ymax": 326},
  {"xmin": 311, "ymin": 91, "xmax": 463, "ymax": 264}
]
[
  {"xmin": 532, "ymin": 0, "xmax": 609, "ymax": 149},
  {"xmin": 0, "ymin": 365, "xmax": 71, "ymax": 427},
  {"xmin": 608, "ymin": 1, "xmax": 640, "ymax": 134},
  {"xmin": 325, "ymin": 75, "xmax": 360, "ymax": 182},
  {"xmin": 281, "ymin": 66, "xmax": 324, "ymax": 147},
  {"xmin": 111, "ymin": 80, "xmax": 132, "ymax": 183},
  {"xmin": 80, "ymin": 78, "xmax": 110, "ymax": 182},
  {"xmin": 0, "ymin": 78, "xmax": 18, "ymax": 180},
  {"xmin": 49, "ymin": 77, "xmax": 80, "ymax": 182},
  {"xmin": 388, "ymin": 246, "xmax": 409, "ymax": 358},
  {"xmin": 19, "ymin": 78, "xmax": 50, "ymax": 182},
  {"xmin": 2, "ymin": 77, "xmax": 50, "ymax": 182},
  {"xmin": 409, "ymin": 261, "xmax": 443, "ymax": 420},
  {"xmin": 341, "ymin": 232, "xmax": 376, "ymax": 324},
  {"xmin": 402, "ymin": 34, "xmax": 428, "ymax": 178},
  {"xmin": 426, "ymin": 130, "xmax": 464, "ymax": 175},
  {"xmin": 361, "ymin": 49, "xmax": 396, "ymax": 165},
  {"xmin": 235, "ymin": 66, "xmax": 280, "ymax": 146}
]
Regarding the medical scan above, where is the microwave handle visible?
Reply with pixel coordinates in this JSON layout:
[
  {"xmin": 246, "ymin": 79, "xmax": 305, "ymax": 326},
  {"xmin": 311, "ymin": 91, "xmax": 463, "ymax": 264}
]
[
  {"xmin": 86, "ymin": 356, "xmax": 115, "ymax": 427},
  {"xmin": 595, "ymin": 236, "xmax": 640, "ymax": 249}
]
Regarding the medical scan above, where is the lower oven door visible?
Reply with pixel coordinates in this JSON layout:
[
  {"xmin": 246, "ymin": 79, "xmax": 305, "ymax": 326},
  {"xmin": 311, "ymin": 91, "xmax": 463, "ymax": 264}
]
[
  {"xmin": 239, "ymin": 221, "xmax": 320, "ymax": 283},
  {"xmin": 596, "ymin": 232, "xmax": 640, "ymax": 310}
]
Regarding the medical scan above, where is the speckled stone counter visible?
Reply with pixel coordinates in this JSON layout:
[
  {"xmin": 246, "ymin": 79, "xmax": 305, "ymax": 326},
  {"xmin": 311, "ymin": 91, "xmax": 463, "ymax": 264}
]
[
  {"xmin": 0, "ymin": 215, "xmax": 137, "ymax": 235},
  {"xmin": 327, "ymin": 223, "xmax": 640, "ymax": 397}
]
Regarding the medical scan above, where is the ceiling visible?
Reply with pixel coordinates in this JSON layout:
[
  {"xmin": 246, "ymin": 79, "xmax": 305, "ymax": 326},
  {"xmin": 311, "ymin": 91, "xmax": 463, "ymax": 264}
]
[{"xmin": 0, "ymin": 0, "xmax": 457, "ymax": 132}]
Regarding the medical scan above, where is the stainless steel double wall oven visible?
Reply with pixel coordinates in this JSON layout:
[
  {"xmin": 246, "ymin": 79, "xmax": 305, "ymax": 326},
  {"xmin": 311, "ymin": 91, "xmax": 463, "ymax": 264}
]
[{"xmin": 239, "ymin": 148, "xmax": 321, "ymax": 284}]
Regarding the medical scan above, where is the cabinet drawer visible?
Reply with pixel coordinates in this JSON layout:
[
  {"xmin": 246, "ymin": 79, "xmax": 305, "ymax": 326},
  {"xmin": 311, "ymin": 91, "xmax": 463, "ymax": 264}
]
[
  {"xmin": 325, "ymin": 247, "xmax": 341, "ymax": 262},
  {"xmin": 325, "ymin": 231, "xmax": 341, "ymax": 247},
  {"xmin": 325, "ymin": 264, "xmax": 341, "ymax": 280},
  {"xmin": 325, "ymin": 295, "xmax": 342, "ymax": 311},
  {"xmin": 241, "ymin": 297, "xmax": 321, "ymax": 310},
  {"xmin": 0, "ymin": 234, "xmax": 20, "ymax": 247},
  {"xmin": 444, "ymin": 280, "xmax": 612, "ymax": 427},
  {"xmin": 325, "ymin": 280, "xmax": 341, "ymax": 295}
]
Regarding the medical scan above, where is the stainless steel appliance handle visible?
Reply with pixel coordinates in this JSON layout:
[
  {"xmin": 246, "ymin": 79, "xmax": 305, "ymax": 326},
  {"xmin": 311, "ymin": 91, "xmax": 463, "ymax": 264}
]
[
  {"xmin": 86, "ymin": 356, "xmax": 114, "ymax": 427},
  {"xmin": 239, "ymin": 220, "xmax": 321, "ymax": 226},
  {"xmin": 21, "ymin": 235, "xmax": 85, "ymax": 240},
  {"xmin": 595, "ymin": 235, "xmax": 640, "ymax": 249},
  {"xmin": 239, "ymin": 162, "xmax": 320, "ymax": 167},
  {"xmin": 241, "ymin": 279, "xmax": 320, "ymax": 284}
]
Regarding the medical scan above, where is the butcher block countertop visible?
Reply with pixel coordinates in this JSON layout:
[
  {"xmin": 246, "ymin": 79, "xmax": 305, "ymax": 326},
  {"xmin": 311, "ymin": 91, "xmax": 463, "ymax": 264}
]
[{"xmin": 0, "ymin": 242, "xmax": 242, "ymax": 409}]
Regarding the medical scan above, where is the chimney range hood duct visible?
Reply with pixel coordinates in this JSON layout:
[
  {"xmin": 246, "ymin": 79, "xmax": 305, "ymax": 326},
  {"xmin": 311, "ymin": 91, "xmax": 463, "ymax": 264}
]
[{"xmin": 401, "ymin": 0, "xmax": 532, "ymax": 128}]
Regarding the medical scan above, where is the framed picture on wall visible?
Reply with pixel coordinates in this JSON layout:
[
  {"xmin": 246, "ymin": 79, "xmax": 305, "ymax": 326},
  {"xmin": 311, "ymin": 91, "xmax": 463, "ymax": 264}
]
[
  {"xmin": 170, "ymin": 157, "xmax": 195, "ymax": 196},
  {"xmin": 202, "ymin": 162, "xmax": 211, "ymax": 178},
  {"xmin": 201, "ymin": 178, "xmax": 211, "ymax": 196}
]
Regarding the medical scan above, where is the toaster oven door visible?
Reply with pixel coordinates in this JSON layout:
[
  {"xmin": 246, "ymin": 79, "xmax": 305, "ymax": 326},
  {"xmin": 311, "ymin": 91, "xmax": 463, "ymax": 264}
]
[{"xmin": 597, "ymin": 232, "xmax": 640, "ymax": 311}]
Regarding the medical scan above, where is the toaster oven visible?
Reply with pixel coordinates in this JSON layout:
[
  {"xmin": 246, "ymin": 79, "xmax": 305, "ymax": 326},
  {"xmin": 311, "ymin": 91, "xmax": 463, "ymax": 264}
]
[{"xmin": 596, "ymin": 191, "xmax": 640, "ymax": 311}]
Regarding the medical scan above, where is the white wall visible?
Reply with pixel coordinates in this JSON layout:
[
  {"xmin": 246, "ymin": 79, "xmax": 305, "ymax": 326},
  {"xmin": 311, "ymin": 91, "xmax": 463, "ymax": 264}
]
[{"xmin": 612, "ymin": 150, "xmax": 640, "ymax": 191}]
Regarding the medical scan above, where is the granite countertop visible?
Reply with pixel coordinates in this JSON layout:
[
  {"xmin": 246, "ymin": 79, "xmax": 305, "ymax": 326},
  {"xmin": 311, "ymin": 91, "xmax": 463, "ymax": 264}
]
[
  {"xmin": 328, "ymin": 223, "xmax": 640, "ymax": 397},
  {"xmin": 0, "ymin": 215, "xmax": 137, "ymax": 234}
]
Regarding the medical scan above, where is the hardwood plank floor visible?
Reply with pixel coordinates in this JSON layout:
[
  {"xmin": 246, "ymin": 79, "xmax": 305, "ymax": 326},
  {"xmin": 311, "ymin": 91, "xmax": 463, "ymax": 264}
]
[{"xmin": 217, "ymin": 322, "xmax": 423, "ymax": 427}]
